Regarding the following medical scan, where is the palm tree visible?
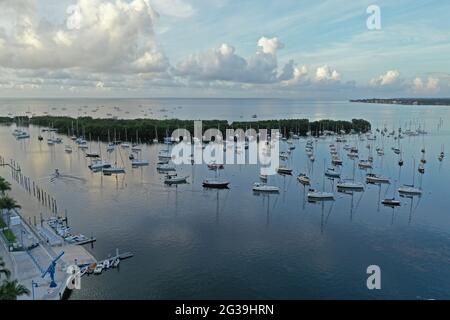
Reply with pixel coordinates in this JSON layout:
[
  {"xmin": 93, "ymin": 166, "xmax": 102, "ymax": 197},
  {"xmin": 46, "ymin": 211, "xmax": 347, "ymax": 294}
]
[
  {"xmin": 0, "ymin": 177, "xmax": 11, "ymax": 196},
  {"xmin": 0, "ymin": 196, "xmax": 21, "ymax": 227},
  {"xmin": 0, "ymin": 279, "xmax": 30, "ymax": 300},
  {"xmin": 0, "ymin": 257, "xmax": 11, "ymax": 280}
]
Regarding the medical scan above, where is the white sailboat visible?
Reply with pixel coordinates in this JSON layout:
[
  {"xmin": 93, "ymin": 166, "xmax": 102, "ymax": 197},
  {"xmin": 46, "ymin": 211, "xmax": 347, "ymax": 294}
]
[
  {"xmin": 252, "ymin": 182, "xmax": 279, "ymax": 193},
  {"xmin": 398, "ymin": 158, "xmax": 422, "ymax": 196},
  {"xmin": 308, "ymin": 160, "xmax": 335, "ymax": 201}
]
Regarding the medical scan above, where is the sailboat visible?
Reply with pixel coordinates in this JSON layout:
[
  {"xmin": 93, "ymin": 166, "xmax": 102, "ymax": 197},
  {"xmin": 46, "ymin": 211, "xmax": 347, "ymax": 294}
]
[
  {"xmin": 203, "ymin": 164, "xmax": 230, "ymax": 189},
  {"xmin": 86, "ymin": 135, "xmax": 100, "ymax": 158},
  {"xmin": 153, "ymin": 126, "xmax": 159, "ymax": 143},
  {"xmin": 297, "ymin": 173, "xmax": 311, "ymax": 185},
  {"xmin": 121, "ymin": 129, "xmax": 130, "ymax": 148},
  {"xmin": 337, "ymin": 159, "xmax": 364, "ymax": 191},
  {"xmin": 308, "ymin": 160, "xmax": 334, "ymax": 201},
  {"xmin": 398, "ymin": 158, "xmax": 422, "ymax": 196},
  {"xmin": 252, "ymin": 182, "xmax": 280, "ymax": 193},
  {"xmin": 164, "ymin": 174, "xmax": 188, "ymax": 184},
  {"xmin": 366, "ymin": 173, "xmax": 390, "ymax": 184},
  {"xmin": 131, "ymin": 130, "xmax": 142, "ymax": 152},
  {"xmin": 103, "ymin": 131, "xmax": 125, "ymax": 175}
]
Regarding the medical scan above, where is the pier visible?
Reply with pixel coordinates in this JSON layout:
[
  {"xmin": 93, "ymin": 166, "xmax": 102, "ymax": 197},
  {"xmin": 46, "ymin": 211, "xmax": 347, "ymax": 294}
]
[{"xmin": 0, "ymin": 156, "xmax": 132, "ymax": 299}]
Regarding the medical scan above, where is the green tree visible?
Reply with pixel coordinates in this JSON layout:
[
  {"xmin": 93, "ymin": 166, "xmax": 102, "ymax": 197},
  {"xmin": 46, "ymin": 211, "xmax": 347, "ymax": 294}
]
[
  {"xmin": 0, "ymin": 257, "xmax": 11, "ymax": 280},
  {"xmin": 0, "ymin": 177, "xmax": 11, "ymax": 196},
  {"xmin": 0, "ymin": 279, "xmax": 30, "ymax": 300},
  {"xmin": 0, "ymin": 196, "xmax": 21, "ymax": 227}
]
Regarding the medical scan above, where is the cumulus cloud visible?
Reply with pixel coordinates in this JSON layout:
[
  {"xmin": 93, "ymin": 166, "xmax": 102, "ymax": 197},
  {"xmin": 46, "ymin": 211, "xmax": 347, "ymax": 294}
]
[
  {"xmin": 174, "ymin": 37, "xmax": 284, "ymax": 84},
  {"xmin": 370, "ymin": 70, "xmax": 400, "ymax": 86},
  {"xmin": 257, "ymin": 37, "xmax": 284, "ymax": 55},
  {"xmin": 279, "ymin": 60, "xmax": 308, "ymax": 86},
  {"xmin": 413, "ymin": 77, "xmax": 440, "ymax": 94},
  {"xmin": 0, "ymin": 0, "xmax": 169, "ymax": 74},
  {"xmin": 315, "ymin": 65, "xmax": 341, "ymax": 82}
]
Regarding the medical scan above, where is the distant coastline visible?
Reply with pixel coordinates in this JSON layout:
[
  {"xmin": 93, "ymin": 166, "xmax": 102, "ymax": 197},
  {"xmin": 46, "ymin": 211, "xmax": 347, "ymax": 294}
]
[{"xmin": 350, "ymin": 98, "xmax": 450, "ymax": 106}]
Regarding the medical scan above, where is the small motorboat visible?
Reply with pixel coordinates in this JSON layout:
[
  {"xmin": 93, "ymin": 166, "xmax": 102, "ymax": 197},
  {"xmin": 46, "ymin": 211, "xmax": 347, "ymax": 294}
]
[
  {"xmin": 252, "ymin": 183, "xmax": 279, "ymax": 193},
  {"xmin": 94, "ymin": 262, "xmax": 103, "ymax": 275},
  {"xmin": 202, "ymin": 179, "xmax": 230, "ymax": 189}
]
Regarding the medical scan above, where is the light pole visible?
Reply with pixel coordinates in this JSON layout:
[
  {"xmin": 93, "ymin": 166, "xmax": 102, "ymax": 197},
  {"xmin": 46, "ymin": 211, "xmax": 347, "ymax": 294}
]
[{"xmin": 31, "ymin": 280, "xmax": 39, "ymax": 300}]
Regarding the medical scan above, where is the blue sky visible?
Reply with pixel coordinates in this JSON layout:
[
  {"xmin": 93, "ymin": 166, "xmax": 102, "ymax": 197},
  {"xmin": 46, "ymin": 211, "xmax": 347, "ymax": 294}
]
[{"xmin": 0, "ymin": 0, "xmax": 449, "ymax": 98}]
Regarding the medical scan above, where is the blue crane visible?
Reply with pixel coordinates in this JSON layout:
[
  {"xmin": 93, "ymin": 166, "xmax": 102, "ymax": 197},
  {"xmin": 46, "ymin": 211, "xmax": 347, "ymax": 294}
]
[{"xmin": 42, "ymin": 251, "xmax": 65, "ymax": 288}]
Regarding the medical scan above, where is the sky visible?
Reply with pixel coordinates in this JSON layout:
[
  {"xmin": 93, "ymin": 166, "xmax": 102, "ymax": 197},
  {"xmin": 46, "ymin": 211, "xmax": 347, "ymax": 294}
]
[{"xmin": 0, "ymin": 0, "xmax": 449, "ymax": 99}]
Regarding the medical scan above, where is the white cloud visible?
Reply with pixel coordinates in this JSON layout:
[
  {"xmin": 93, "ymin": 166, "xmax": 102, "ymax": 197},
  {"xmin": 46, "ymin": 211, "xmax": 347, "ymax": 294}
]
[
  {"xmin": 370, "ymin": 70, "xmax": 400, "ymax": 86},
  {"xmin": 174, "ymin": 37, "xmax": 283, "ymax": 84},
  {"xmin": 413, "ymin": 77, "xmax": 440, "ymax": 94},
  {"xmin": 315, "ymin": 65, "xmax": 341, "ymax": 82},
  {"xmin": 257, "ymin": 37, "xmax": 284, "ymax": 55},
  {"xmin": 0, "ymin": 0, "xmax": 168, "ymax": 74}
]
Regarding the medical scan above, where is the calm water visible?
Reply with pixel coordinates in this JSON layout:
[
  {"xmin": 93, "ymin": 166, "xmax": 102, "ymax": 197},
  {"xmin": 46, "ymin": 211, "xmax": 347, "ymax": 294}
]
[{"xmin": 1, "ymin": 98, "xmax": 450, "ymax": 299}]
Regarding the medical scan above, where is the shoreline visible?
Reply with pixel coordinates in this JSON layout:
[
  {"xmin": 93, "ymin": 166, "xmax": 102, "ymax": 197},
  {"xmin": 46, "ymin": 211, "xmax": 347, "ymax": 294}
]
[
  {"xmin": 350, "ymin": 98, "xmax": 450, "ymax": 106},
  {"xmin": 1, "ymin": 116, "xmax": 371, "ymax": 143}
]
